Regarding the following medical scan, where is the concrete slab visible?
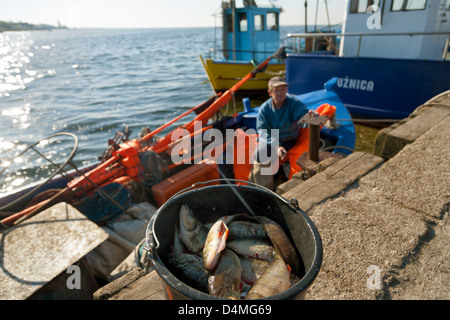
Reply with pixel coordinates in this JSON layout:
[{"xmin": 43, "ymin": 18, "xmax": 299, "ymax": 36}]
[
  {"xmin": 303, "ymin": 114, "xmax": 450, "ymax": 300},
  {"xmin": 374, "ymin": 91, "xmax": 450, "ymax": 160},
  {"xmin": 360, "ymin": 115, "xmax": 450, "ymax": 221},
  {"xmin": 0, "ymin": 202, "xmax": 108, "ymax": 300},
  {"xmin": 389, "ymin": 210, "xmax": 449, "ymax": 300},
  {"xmin": 305, "ymin": 194, "xmax": 427, "ymax": 299},
  {"xmin": 389, "ymin": 106, "xmax": 450, "ymax": 143}
]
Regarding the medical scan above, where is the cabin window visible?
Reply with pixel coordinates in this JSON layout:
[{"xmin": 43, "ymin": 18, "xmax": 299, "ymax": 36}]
[
  {"xmin": 391, "ymin": 0, "xmax": 427, "ymax": 11},
  {"xmin": 349, "ymin": 0, "xmax": 381, "ymax": 13},
  {"xmin": 255, "ymin": 14, "xmax": 264, "ymax": 31},
  {"xmin": 267, "ymin": 12, "xmax": 278, "ymax": 31},
  {"xmin": 445, "ymin": 0, "xmax": 450, "ymax": 10},
  {"xmin": 239, "ymin": 13, "xmax": 248, "ymax": 32}
]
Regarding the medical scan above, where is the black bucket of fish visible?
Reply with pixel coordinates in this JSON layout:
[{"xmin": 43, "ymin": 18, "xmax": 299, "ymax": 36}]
[{"xmin": 145, "ymin": 179, "xmax": 323, "ymax": 300}]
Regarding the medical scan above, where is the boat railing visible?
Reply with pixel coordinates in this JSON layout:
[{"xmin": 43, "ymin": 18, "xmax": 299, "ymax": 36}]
[
  {"xmin": 286, "ymin": 31, "xmax": 450, "ymax": 60},
  {"xmin": 282, "ymin": 30, "xmax": 340, "ymax": 55},
  {"xmin": 207, "ymin": 47, "xmax": 284, "ymax": 62}
]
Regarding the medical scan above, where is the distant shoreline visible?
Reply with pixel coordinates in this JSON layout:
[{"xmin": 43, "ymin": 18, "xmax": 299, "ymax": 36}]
[{"xmin": 0, "ymin": 20, "xmax": 68, "ymax": 32}]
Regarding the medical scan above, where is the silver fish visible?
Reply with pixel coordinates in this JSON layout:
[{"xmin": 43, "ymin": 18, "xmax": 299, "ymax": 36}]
[
  {"xmin": 227, "ymin": 221, "xmax": 268, "ymax": 240},
  {"xmin": 203, "ymin": 217, "xmax": 229, "ymax": 271},
  {"xmin": 178, "ymin": 203, "xmax": 208, "ymax": 254},
  {"xmin": 244, "ymin": 251, "xmax": 291, "ymax": 299},
  {"xmin": 168, "ymin": 222, "xmax": 209, "ymax": 292},
  {"xmin": 226, "ymin": 239, "xmax": 275, "ymax": 261},
  {"xmin": 208, "ymin": 249, "xmax": 243, "ymax": 299},
  {"xmin": 202, "ymin": 213, "xmax": 245, "ymax": 271}
]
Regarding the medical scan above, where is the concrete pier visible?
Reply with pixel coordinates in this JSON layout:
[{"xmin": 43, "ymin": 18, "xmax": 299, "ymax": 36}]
[
  {"xmin": 95, "ymin": 91, "xmax": 450, "ymax": 300},
  {"xmin": 297, "ymin": 91, "xmax": 450, "ymax": 299}
]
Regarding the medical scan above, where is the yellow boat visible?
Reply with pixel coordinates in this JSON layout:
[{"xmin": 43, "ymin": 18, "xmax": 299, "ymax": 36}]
[
  {"xmin": 200, "ymin": 56, "xmax": 285, "ymax": 94},
  {"xmin": 200, "ymin": 1, "xmax": 340, "ymax": 94},
  {"xmin": 200, "ymin": 1, "xmax": 285, "ymax": 94}
]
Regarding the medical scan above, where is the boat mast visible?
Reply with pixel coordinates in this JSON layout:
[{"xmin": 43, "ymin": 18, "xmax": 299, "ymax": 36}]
[
  {"xmin": 314, "ymin": 0, "xmax": 331, "ymax": 32},
  {"xmin": 221, "ymin": 0, "xmax": 235, "ymax": 60},
  {"xmin": 324, "ymin": 0, "xmax": 331, "ymax": 31},
  {"xmin": 232, "ymin": 0, "xmax": 236, "ymax": 60},
  {"xmin": 315, "ymin": 0, "xmax": 319, "ymax": 31},
  {"xmin": 305, "ymin": 0, "xmax": 308, "ymax": 33}
]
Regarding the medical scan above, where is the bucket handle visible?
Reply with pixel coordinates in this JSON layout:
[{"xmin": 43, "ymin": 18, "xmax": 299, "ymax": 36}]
[
  {"xmin": 168, "ymin": 178, "xmax": 268, "ymax": 201},
  {"xmin": 144, "ymin": 213, "xmax": 158, "ymax": 261}
]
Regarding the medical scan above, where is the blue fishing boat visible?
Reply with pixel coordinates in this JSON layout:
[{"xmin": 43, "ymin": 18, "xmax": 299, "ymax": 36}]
[
  {"xmin": 200, "ymin": 0, "xmax": 340, "ymax": 94},
  {"xmin": 285, "ymin": 0, "xmax": 450, "ymax": 120}
]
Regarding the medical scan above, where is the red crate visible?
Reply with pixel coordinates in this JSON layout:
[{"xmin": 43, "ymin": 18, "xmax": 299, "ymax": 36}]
[{"xmin": 151, "ymin": 160, "xmax": 220, "ymax": 207}]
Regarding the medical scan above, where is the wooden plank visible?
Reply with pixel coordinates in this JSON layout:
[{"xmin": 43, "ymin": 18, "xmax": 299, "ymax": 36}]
[
  {"xmin": 0, "ymin": 202, "xmax": 109, "ymax": 300},
  {"xmin": 283, "ymin": 152, "xmax": 366, "ymax": 200},
  {"xmin": 93, "ymin": 267, "xmax": 146, "ymax": 300},
  {"xmin": 109, "ymin": 269, "xmax": 165, "ymax": 300},
  {"xmin": 282, "ymin": 152, "xmax": 383, "ymax": 212},
  {"xmin": 318, "ymin": 151, "xmax": 367, "ymax": 176},
  {"xmin": 332, "ymin": 152, "xmax": 384, "ymax": 179},
  {"xmin": 94, "ymin": 268, "xmax": 166, "ymax": 300}
]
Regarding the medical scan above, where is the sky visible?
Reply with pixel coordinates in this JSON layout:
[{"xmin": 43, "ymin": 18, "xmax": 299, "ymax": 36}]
[{"xmin": 0, "ymin": 0, "xmax": 348, "ymax": 29}]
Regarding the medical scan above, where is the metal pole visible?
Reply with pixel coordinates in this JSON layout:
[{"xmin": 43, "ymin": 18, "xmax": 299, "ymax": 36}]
[
  {"xmin": 443, "ymin": 36, "xmax": 450, "ymax": 61},
  {"xmin": 305, "ymin": 1, "xmax": 308, "ymax": 33},
  {"xmin": 324, "ymin": 0, "xmax": 331, "ymax": 31},
  {"xmin": 357, "ymin": 35, "xmax": 362, "ymax": 57},
  {"xmin": 232, "ymin": 0, "xmax": 236, "ymax": 60}
]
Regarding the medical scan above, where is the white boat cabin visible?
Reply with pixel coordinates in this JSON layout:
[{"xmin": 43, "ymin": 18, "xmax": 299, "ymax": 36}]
[{"xmin": 341, "ymin": 0, "xmax": 450, "ymax": 60}]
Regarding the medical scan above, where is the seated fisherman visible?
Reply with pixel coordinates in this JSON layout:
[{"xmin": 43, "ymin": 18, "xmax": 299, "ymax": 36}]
[{"xmin": 248, "ymin": 76, "xmax": 311, "ymax": 190}]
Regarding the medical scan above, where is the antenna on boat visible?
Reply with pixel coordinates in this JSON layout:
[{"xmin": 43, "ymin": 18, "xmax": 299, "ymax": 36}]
[
  {"xmin": 324, "ymin": 0, "xmax": 331, "ymax": 31},
  {"xmin": 305, "ymin": 0, "xmax": 308, "ymax": 33}
]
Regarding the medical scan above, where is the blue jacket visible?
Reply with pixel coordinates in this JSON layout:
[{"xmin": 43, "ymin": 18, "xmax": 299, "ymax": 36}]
[{"xmin": 256, "ymin": 94, "xmax": 308, "ymax": 145}]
